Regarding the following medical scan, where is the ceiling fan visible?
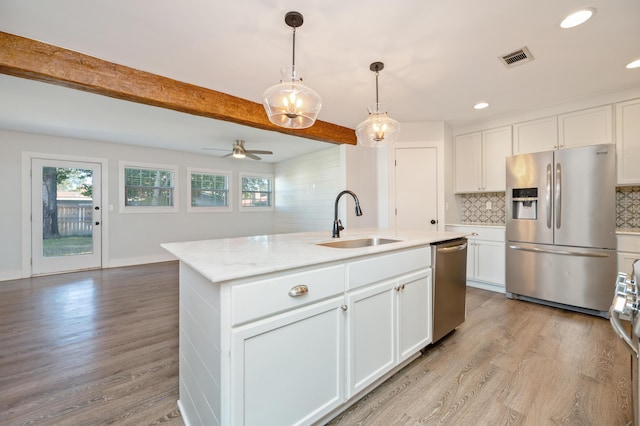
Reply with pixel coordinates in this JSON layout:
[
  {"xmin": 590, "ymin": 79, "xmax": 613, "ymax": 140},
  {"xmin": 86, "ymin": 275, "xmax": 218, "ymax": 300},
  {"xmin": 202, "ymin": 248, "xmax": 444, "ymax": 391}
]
[{"xmin": 204, "ymin": 140, "xmax": 273, "ymax": 160}]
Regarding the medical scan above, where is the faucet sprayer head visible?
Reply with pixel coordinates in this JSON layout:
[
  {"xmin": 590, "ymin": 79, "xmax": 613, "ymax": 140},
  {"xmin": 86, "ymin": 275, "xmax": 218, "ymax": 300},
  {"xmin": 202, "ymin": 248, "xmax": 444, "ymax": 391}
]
[{"xmin": 355, "ymin": 203, "xmax": 363, "ymax": 216}]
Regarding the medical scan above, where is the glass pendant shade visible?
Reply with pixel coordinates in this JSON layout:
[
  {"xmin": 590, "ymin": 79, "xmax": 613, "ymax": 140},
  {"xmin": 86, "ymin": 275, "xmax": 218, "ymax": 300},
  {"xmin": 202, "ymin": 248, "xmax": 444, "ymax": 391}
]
[
  {"xmin": 262, "ymin": 11, "xmax": 321, "ymax": 129},
  {"xmin": 262, "ymin": 67, "xmax": 322, "ymax": 129},
  {"xmin": 356, "ymin": 103, "xmax": 400, "ymax": 147}
]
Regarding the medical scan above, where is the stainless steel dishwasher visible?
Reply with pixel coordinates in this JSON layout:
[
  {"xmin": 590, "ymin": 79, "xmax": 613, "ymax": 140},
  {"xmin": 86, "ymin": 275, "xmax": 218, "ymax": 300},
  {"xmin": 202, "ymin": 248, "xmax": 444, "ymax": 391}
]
[{"xmin": 431, "ymin": 238, "xmax": 467, "ymax": 343}]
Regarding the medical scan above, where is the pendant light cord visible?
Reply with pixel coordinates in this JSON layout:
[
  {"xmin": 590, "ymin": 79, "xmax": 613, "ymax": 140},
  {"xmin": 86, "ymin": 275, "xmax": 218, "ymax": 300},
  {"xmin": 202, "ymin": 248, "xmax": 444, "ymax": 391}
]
[{"xmin": 291, "ymin": 27, "xmax": 296, "ymax": 79}]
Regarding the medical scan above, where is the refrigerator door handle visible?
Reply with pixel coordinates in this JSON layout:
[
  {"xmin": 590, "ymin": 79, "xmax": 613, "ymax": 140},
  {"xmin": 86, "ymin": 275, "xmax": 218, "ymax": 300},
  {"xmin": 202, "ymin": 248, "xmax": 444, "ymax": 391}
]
[
  {"xmin": 609, "ymin": 309, "xmax": 638, "ymax": 356},
  {"xmin": 546, "ymin": 164, "xmax": 552, "ymax": 229},
  {"xmin": 555, "ymin": 163, "xmax": 562, "ymax": 229},
  {"xmin": 508, "ymin": 244, "xmax": 611, "ymax": 258}
]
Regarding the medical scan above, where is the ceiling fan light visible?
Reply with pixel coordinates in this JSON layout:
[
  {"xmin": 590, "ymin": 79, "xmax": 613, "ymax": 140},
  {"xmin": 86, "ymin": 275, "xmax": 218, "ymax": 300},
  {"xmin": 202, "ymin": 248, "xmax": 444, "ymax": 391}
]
[
  {"xmin": 560, "ymin": 8, "xmax": 595, "ymax": 29},
  {"xmin": 474, "ymin": 102, "xmax": 489, "ymax": 110},
  {"xmin": 626, "ymin": 59, "xmax": 640, "ymax": 69},
  {"xmin": 356, "ymin": 103, "xmax": 400, "ymax": 148}
]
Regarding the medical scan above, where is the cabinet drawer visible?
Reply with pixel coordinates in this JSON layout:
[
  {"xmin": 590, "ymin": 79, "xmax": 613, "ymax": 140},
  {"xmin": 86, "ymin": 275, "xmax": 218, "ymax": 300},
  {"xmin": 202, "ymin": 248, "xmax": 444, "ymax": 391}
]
[
  {"xmin": 347, "ymin": 247, "xmax": 430, "ymax": 290},
  {"xmin": 231, "ymin": 265, "xmax": 345, "ymax": 325},
  {"xmin": 446, "ymin": 225, "xmax": 505, "ymax": 242},
  {"xmin": 617, "ymin": 234, "xmax": 640, "ymax": 253}
]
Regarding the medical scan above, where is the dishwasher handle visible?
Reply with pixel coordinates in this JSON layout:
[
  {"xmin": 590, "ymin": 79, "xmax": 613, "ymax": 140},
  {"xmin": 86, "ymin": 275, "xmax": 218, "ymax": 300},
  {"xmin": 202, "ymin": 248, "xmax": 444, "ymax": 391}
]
[{"xmin": 436, "ymin": 242, "xmax": 467, "ymax": 253}]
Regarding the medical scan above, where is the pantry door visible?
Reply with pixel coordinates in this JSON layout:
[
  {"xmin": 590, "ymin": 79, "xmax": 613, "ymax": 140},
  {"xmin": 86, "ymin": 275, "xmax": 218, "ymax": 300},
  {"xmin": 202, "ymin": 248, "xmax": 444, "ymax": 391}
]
[
  {"xmin": 394, "ymin": 147, "xmax": 438, "ymax": 231},
  {"xmin": 31, "ymin": 159, "xmax": 102, "ymax": 275}
]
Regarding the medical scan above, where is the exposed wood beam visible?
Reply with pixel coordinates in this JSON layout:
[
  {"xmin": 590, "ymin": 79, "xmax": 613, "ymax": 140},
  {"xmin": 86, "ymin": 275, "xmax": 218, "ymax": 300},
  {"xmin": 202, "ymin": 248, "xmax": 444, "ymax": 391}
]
[{"xmin": 0, "ymin": 31, "xmax": 356, "ymax": 145}]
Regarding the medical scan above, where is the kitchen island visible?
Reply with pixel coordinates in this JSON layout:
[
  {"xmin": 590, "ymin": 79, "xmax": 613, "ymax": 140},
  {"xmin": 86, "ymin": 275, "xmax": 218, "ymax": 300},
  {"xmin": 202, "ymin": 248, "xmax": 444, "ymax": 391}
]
[{"xmin": 162, "ymin": 228, "xmax": 466, "ymax": 426}]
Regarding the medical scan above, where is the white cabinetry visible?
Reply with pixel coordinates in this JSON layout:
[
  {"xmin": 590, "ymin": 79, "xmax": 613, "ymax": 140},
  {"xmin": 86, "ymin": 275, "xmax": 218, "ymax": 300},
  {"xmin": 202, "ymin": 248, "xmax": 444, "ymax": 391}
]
[
  {"xmin": 617, "ymin": 234, "xmax": 640, "ymax": 276},
  {"xmin": 513, "ymin": 116, "xmax": 558, "ymax": 154},
  {"xmin": 446, "ymin": 225, "xmax": 505, "ymax": 293},
  {"xmin": 345, "ymin": 248, "xmax": 432, "ymax": 398},
  {"xmin": 454, "ymin": 126, "xmax": 512, "ymax": 193},
  {"xmin": 232, "ymin": 297, "xmax": 344, "ymax": 426},
  {"xmin": 616, "ymin": 99, "xmax": 640, "ymax": 185},
  {"xmin": 176, "ymin": 245, "xmax": 433, "ymax": 426},
  {"xmin": 513, "ymin": 105, "xmax": 613, "ymax": 155},
  {"xmin": 558, "ymin": 105, "xmax": 613, "ymax": 148}
]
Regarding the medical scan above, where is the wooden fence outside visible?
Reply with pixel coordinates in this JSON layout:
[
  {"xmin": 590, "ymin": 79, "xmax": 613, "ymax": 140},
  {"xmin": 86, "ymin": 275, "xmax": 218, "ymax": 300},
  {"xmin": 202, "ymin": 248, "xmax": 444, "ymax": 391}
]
[{"xmin": 57, "ymin": 201, "xmax": 93, "ymax": 236}]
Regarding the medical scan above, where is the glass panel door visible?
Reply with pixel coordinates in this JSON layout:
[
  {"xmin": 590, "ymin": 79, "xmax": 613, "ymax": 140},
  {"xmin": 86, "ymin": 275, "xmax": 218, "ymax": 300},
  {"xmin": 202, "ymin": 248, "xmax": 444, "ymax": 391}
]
[{"xmin": 32, "ymin": 159, "xmax": 102, "ymax": 275}]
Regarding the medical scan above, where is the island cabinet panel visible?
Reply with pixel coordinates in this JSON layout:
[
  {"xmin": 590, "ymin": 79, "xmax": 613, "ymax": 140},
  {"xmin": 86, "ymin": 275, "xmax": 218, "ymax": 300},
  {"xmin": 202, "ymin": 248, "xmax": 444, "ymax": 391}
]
[
  {"xmin": 345, "ymin": 268, "xmax": 432, "ymax": 399},
  {"xmin": 230, "ymin": 264, "xmax": 345, "ymax": 326},
  {"xmin": 347, "ymin": 246, "xmax": 431, "ymax": 290},
  {"xmin": 173, "ymin": 242, "xmax": 440, "ymax": 426},
  {"xmin": 231, "ymin": 296, "xmax": 345, "ymax": 426}
]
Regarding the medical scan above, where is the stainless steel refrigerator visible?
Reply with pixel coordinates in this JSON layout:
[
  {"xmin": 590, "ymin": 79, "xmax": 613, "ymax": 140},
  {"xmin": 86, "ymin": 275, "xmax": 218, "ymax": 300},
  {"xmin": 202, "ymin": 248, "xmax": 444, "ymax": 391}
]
[{"xmin": 505, "ymin": 143, "xmax": 616, "ymax": 317}]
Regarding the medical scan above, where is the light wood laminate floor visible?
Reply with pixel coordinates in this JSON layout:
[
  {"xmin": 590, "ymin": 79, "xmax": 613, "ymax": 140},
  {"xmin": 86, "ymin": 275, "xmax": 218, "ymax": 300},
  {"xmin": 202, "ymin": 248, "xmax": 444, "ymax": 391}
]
[{"xmin": 0, "ymin": 262, "xmax": 632, "ymax": 425}]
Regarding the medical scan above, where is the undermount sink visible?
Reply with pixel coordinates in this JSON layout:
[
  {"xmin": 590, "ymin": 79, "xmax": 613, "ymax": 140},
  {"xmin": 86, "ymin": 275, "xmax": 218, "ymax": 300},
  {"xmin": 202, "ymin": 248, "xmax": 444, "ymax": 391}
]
[{"xmin": 317, "ymin": 237, "xmax": 402, "ymax": 249}]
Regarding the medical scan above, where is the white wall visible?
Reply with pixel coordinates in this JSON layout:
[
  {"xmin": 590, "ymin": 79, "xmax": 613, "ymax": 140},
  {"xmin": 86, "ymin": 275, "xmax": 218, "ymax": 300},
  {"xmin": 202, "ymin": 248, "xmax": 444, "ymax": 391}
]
[
  {"xmin": 0, "ymin": 129, "xmax": 279, "ymax": 280},
  {"xmin": 274, "ymin": 146, "xmax": 342, "ymax": 234}
]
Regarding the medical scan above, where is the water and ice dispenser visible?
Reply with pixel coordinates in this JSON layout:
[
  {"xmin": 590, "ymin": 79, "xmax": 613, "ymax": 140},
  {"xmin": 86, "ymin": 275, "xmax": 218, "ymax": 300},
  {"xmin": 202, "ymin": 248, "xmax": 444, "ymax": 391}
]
[{"xmin": 512, "ymin": 188, "xmax": 538, "ymax": 220}]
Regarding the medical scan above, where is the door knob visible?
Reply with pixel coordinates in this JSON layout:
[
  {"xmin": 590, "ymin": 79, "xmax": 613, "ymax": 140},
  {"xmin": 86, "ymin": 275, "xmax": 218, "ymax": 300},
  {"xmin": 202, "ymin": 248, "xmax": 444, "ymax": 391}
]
[
  {"xmin": 95, "ymin": 221, "xmax": 100, "ymax": 225},
  {"xmin": 94, "ymin": 206, "xmax": 100, "ymax": 210}
]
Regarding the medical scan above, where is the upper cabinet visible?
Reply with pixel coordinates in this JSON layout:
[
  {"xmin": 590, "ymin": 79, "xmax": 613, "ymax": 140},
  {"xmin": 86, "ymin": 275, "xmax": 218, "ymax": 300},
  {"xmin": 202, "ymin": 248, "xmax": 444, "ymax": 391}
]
[
  {"xmin": 454, "ymin": 126, "xmax": 512, "ymax": 193},
  {"xmin": 513, "ymin": 116, "xmax": 558, "ymax": 154},
  {"xmin": 616, "ymin": 98, "xmax": 640, "ymax": 185},
  {"xmin": 513, "ymin": 105, "xmax": 613, "ymax": 155},
  {"xmin": 558, "ymin": 104, "xmax": 613, "ymax": 148}
]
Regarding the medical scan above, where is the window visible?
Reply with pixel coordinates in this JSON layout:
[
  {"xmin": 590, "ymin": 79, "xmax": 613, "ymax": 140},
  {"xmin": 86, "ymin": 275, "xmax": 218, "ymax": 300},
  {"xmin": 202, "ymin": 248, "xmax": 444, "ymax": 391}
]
[
  {"xmin": 119, "ymin": 161, "xmax": 178, "ymax": 213},
  {"xmin": 188, "ymin": 168, "xmax": 231, "ymax": 212},
  {"xmin": 240, "ymin": 173, "xmax": 273, "ymax": 211}
]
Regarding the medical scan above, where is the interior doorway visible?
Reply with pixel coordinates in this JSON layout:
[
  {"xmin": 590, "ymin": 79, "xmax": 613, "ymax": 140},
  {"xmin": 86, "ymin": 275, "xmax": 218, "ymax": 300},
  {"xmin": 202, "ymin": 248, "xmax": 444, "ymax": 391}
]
[
  {"xmin": 31, "ymin": 158, "xmax": 102, "ymax": 275},
  {"xmin": 394, "ymin": 147, "xmax": 438, "ymax": 231}
]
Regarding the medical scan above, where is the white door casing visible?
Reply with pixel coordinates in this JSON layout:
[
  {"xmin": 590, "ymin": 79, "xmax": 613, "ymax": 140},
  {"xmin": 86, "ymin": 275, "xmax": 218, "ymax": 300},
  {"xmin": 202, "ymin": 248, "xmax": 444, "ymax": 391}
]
[{"xmin": 31, "ymin": 158, "xmax": 102, "ymax": 275}]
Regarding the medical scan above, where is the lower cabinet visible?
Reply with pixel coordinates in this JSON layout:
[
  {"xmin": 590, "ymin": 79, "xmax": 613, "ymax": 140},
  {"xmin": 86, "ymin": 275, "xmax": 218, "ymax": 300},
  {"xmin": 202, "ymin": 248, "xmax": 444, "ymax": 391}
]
[
  {"xmin": 345, "ymin": 269, "xmax": 431, "ymax": 398},
  {"xmin": 231, "ymin": 296, "xmax": 345, "ymax": 426},
  {"xmin": 617, "ymin": 233, "xmax": 640, "ymax": 276},
  {"xmin": 178, "ymin": 246, "xmax": 433, "ymax": 426},
  {"xmin": 446, "ymin": 225, "xmax": 505, "ymax": 292}
]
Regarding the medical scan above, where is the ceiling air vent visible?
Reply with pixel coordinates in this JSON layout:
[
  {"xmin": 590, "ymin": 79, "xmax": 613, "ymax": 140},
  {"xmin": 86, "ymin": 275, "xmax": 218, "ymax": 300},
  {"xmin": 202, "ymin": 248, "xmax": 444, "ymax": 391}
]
[{"xmin": 499, "ymin": 46, "xmax": 534, "ymax": 68}]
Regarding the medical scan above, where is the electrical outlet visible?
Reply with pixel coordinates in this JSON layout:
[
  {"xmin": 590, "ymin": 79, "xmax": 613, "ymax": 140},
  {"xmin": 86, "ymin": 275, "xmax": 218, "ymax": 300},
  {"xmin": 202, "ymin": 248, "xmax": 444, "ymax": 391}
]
[{"xmin": 486, "ymin": 201, "xmax": 492, "ymax": 210}]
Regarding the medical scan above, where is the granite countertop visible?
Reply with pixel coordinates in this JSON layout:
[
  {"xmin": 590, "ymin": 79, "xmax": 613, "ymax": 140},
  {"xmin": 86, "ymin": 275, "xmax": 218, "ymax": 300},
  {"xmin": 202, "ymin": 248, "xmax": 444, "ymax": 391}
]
[{"xmin": 162, "ymin": 227, "xmax": 466, "ymax": 284}]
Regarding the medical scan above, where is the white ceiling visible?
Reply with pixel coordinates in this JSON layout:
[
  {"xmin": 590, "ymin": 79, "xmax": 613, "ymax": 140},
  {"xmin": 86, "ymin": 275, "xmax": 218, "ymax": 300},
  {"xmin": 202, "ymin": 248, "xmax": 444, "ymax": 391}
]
[{"xmin": 0, "ymin": 0, "xmax": 639, "ymax": 162}]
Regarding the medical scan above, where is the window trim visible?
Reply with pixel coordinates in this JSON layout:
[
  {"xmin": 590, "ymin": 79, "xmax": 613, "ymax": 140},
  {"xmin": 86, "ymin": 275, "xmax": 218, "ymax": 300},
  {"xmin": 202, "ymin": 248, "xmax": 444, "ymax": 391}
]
[
  {"xmin": 239, "ymin": 171, "xmax": 274, "ymax": 212},
  {"xmin": 187, "ymin": 167, "xmax": 233, "ymax": 213},
  {"xmin": 119, "ymin": 161, "xmax": 179, "ymax": 213}
]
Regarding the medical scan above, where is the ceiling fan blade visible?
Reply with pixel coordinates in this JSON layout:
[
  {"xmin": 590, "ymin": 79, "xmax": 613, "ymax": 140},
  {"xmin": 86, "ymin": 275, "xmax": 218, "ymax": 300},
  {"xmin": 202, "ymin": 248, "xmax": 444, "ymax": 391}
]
[
  {"xmin": 245, "ymin": 150, "xmax": 273, "ymax": 155},
  {"xmin": 246, "ymin": 153, "xmax": 262, "ymax": 161},
  {"xmin": 203, "ymin": 147, "xmax": 228, "ymax": 151}
]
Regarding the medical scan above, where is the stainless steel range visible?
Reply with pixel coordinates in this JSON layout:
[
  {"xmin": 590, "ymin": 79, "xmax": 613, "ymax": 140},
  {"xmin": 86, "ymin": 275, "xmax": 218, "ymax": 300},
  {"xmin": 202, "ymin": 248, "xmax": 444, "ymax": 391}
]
[{"xmin": 610, "ymin": 261, "xmax": 640, "ymax": 426}]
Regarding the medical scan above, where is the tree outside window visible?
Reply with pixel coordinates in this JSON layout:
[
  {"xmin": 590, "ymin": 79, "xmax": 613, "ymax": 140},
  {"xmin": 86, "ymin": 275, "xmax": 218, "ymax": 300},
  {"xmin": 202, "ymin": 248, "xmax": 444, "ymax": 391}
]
[
  {"xmin": 190, "ymin": 171, "xmax": 229, "ymax": 208},
  {"xmin": 124, "ymin": 167, "xmax": 174, "ymax": 207},
  {"xmin": 241, "ymin": 175, "xmax": 273, "ymax": 208}
]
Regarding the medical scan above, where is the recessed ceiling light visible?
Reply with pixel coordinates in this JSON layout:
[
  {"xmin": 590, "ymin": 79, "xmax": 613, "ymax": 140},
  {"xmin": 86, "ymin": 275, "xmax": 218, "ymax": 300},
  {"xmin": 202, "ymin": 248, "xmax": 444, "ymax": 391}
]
[
  {"xmin": 474, "ymin": 102, "xmax": 489, "ymax": 110},
  {"xmin": 627, "ymin": 59, "xmax": 640, "ymax": 69},
  {"xmin": 560, "ymin": 8, "xmax": 596, "ymax": 29}
]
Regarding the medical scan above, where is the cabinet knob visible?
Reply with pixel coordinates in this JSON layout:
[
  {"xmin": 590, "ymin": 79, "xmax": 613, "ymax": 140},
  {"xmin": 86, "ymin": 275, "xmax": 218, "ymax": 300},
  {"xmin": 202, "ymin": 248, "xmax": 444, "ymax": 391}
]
[
  {"xmin": 430, "ymin": 219, "xmax": 437, "ymax": 225},
  {"xmin": 288, "ymin": 285, "xmax": 309, "ymax": 297},
  {"xmin": 340, "ymin": 304, "xmax": 348, "ymax": 311}
]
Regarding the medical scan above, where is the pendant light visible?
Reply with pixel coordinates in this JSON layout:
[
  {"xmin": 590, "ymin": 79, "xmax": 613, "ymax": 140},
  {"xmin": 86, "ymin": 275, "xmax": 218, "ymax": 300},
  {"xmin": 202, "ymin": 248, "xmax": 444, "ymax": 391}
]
[
  {"xmin": 262, "ymin": 11, "xmax": 322, "ymax": 129},
  {"xmin": 356, "ymin": 62, "xmax": 400, "ymax": 147}
]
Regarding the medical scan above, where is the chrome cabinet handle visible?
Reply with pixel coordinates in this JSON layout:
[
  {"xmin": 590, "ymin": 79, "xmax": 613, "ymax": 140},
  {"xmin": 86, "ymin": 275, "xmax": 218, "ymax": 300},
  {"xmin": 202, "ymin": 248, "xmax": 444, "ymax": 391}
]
[{"xmin": 288, "ymin": 285, "xmax": 309, "ymax": 297}]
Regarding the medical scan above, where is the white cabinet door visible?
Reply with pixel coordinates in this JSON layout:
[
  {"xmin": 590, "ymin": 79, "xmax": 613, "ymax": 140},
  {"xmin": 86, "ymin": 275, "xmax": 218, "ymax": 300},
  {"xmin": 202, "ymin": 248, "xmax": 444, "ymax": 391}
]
[
  {"xmin": 616, "ymin": 99, "xmax": 640, "ymax": 185},
  {"xmin": 345, "ymin": 280, "xmax": 395, "ymax": 398},
  {"xmin": 232, "ymin": 296, "xmax": 345, "ymax": 426},
  {"xmin": 454, "ymin": 132, "xmax": 482, "ymax": 193},
  {"xmin": 396, "ymin": 270, "xmax": 432, "ymax": 362},
  {"xmin": 474, "ymin": 240, "xmax": 505, "ymax": 286},
  {"xmin": 513, "ymin": 116, "xmax": 558, "ymax": 154},
  {"xmin": 558, "ymin": 105, "xmax": 613, "ymax": 148},
  {"xmin": 482, "ymin": 126, "xmax": 512, "ymax": 191}
]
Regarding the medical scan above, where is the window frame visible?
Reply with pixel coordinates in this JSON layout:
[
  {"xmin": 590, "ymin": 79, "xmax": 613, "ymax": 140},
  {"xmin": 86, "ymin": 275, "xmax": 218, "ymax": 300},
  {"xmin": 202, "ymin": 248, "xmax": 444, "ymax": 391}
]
[
  {"xmin": 187, "ymin": 167, "xmax": 233, "ymax": 213},
  {"xmin": 239, "ymin": 172, "xmax": 274, "ymax": 212},
  {"xmin": 119, "ymin": 161, "xmax": 179, "ymax": 213}
]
